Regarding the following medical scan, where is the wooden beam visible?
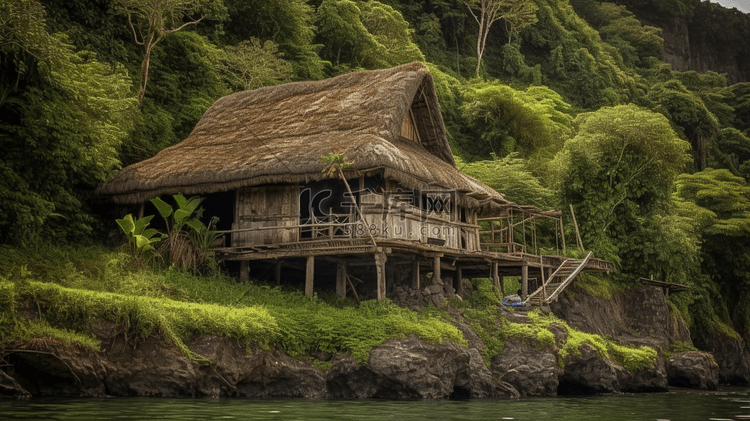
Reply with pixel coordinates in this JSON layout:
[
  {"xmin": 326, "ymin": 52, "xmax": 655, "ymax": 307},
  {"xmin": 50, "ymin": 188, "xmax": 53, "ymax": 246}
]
[
  {"xmin": 432, "ymin": 256, "xmax": 441, "ymax": 285},
  {"xmin": 240, "ymin": 261, "xmax": 249, "ymax": 282},
  {"xmin": 491, "ymin": 262, "xmax": 499, "ymax": 290},
  {"xmin": 375, "ymin": 252, "xmax": 387, "ymax": 301},
  {"xmin": 336, "ymin": 262, "xmax": 347, "ymax": 298},
  {"xmin": 412, "ymin": 259, "xmax": 420, "ymax": 290},
  {"xmin": 305, "ymin": 256, "xmax": 314, "ymax": 297},
  {"xmin": 521, "ymin": 264, "xmax": 529, "ymax": 300}
]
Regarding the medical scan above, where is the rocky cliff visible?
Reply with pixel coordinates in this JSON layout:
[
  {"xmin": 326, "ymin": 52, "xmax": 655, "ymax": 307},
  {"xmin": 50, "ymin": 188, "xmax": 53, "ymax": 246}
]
[
  {"xmin": 1, "ymin": 283, "xmax": 730, "ymax": 400},
  {"xmin": 616, "ymin": 0, "xmax": 750, "ymax": 84}
]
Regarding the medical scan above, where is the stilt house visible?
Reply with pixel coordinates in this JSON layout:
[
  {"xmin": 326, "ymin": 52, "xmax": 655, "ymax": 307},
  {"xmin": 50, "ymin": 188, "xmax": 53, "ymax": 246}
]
[{"xmin": 101, "ymin": 62, "xmax": 612, "ymax": 303}]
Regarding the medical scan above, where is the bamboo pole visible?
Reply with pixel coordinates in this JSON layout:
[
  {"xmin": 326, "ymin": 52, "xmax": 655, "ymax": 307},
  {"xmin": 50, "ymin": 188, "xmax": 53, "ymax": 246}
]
[{"xmin": 569, "ymin": 204, "xmax": 583, "ymax": 249}]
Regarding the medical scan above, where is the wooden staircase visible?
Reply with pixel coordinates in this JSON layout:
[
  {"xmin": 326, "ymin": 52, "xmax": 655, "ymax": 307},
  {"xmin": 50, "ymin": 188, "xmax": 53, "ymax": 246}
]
[{"xmin": 525, "ymin": 251, "xmax": 593, "ymax": 306}]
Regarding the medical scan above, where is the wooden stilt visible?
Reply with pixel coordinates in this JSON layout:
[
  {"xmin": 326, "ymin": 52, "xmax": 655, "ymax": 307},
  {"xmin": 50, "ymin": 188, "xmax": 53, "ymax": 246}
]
[
  {"xmin": 491, "ymin": 262, "xmax": 499, "ymax": 290},
  {"xmin": 432, "ymin": 256, "xmax": 441, "ymax": 285},
  {"xmin": 412, "ymin": 260, "xmax": 420, "ymax": 290},
  {"xmin": 386, "ymin": 260, "xmax": 395, "ymax": 293},
  {"xmin": 305, "ymin": 256, "xmax": 314, "ymax": 297},
  {"xmin": 456, "ymin": 267, "xmax": 464, "ymax": 296},
  {"xmin": 521, "ymin": 264, "xmax": 529, "ymax": 300},
  {"xmin": 559, "ymin": 217, "xmax": 567, "ymax": 255},
  {"xmin": 375, "ymin": 252, "xmax": 387, "ymax": 300},
  {"xmin": 336, "ymin": 262, "xmax": 347, "ymax": 297},
  {"xmin": 240, "ymin": 261, "xmax": 249, "ymax": 282},
  {"xmin": 274, "ymin": 261, "xmax": 281, "ymax": 285}
]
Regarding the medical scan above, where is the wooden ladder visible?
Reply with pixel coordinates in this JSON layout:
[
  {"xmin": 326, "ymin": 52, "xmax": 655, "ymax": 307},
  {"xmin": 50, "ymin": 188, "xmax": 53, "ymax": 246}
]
[{"xmin": 525, "ymin": 251, "xmax": 593, "ymax": 306}]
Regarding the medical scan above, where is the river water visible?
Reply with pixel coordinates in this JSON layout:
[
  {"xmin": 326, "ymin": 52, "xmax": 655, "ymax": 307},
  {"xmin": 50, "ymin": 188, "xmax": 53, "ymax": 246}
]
[{"xmin": 2, "ymin": 388, "xmax": 749, "ymax": 420}]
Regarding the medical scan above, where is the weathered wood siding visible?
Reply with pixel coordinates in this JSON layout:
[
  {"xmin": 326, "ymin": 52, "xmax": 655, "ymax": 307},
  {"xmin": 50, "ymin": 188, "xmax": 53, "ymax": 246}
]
[
  {"xmin": 359, "ymin": 193, "xmax": 481, "ymax": 251},
  {"xmin": 232, "ymin": 186, "xmax": 298, "ymax": 246}
]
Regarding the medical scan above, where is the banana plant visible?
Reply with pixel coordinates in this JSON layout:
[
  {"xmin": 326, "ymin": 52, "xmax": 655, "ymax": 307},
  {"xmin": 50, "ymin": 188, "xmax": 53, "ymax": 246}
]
[
  {"xmin": 115, "ymin": 214, "xmax": 165, "ymax": 254},
  {"xmin": 150, "ymin": 194, "xmax": 205, "ymax": 236}
]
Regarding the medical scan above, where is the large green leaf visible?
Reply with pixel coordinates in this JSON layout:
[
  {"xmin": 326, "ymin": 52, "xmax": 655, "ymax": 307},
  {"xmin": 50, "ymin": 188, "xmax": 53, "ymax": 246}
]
[
  {"xmin": 141, "ymin": 228, "xmax": 161, "ymax": 241},
  {"xmin": 173, "ymin": 194, "xmax": 188, "ymax": 210},
  {"xmin": 134, "ymin": 234, "xmax": 151, "ymax": 250},
  {"xmin": 184, "ymin": 195, "xmax": 203, "ymax": 213},
  {"xmin": 185, "ymin": 219, "xmax": 205, "ymax": 233},
  {"xmin": 150, "ymin": 197, "xmax": 173, "ymax": 219},
  {"xmin": 116, "ymin": 214, "xmax": 135, "ymax": 236},
  {"xmin": 174, "ymin": 208, "xmax": 192, "ymax": 228},
  {"xmin": 133, "ymin": 214, "xmax": 155, "ymax": 235}
]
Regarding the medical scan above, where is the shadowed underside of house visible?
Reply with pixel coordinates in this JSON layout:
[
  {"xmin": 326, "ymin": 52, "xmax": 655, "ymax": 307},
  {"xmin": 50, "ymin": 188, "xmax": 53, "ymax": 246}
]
[{"xmin": 100, "ymin": 62, "xmax": 612, "ymax": 303}]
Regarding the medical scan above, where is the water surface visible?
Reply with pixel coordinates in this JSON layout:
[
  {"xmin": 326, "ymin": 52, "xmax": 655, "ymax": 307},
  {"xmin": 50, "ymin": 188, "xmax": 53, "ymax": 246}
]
[{"xmin": 2, "ymin": 387, "xmax": 749, "ymax": 420}]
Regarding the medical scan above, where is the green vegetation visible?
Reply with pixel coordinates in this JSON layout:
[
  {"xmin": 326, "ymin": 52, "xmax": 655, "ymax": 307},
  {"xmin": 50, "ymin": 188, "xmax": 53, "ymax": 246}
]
[
  {"xmin": 0, "ymin": 245, "xmax": 463, "ymax": 364},
  {"xmin": 451, "ymin": 278, "xmax": 656, "ymax": 371},
  {"xmin": 2, "ymin": 0, "xmax": 750, "ymax": 364}
]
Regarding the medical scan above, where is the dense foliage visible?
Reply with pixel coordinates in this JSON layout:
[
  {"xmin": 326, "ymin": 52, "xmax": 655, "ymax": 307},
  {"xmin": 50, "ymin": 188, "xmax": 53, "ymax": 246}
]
[{"xmin": 2, "ymin": 0, "xmax": 750, "ymax": 354}]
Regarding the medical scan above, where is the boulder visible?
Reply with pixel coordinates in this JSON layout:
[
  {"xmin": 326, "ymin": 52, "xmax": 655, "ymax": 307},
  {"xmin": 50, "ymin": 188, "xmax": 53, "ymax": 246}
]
[
  {"xmin": 696, "ymin": 332, "xmax": 750, "ymax": 385},
  {"xmin": 558, "ymin": 344, "xmax": 621, "ymax": 394},
  {"xmin": 616, "ymin": 357, "xmax": 668, "ymax": 392},
  {"xmin": 666, "ymin": 351, "xmax": 719, "ymax": 390},
  {"xmin": 327, "ymin": 335, "xmax": 514, "ymax": 399},
  {"xmin": 551, "ymin": 285, "xmax": 673, "ymax": 350},
  {"xmin": 491, "ymin": 339, "xmax": 561, "ymax": 396}
]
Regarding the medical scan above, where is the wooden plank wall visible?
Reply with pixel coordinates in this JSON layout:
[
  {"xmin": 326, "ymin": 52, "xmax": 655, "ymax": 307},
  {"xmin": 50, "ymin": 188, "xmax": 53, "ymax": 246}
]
[{"xmin": 232, "ymin": 186, "xmax": 299, "ymax": 246}]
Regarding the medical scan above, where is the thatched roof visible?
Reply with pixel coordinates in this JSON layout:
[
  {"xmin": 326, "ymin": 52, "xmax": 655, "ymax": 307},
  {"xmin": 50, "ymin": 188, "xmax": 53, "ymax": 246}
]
[{"xmin": 101, "ymin": 62, "xmax": 516, "ymax": 214}]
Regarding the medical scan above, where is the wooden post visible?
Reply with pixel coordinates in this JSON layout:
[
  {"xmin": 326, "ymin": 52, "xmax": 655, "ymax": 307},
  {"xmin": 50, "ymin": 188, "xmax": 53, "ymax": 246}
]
[
  {"xmin": 386, "ymin": 260, "xmax": 395, "ymax": 292},
  {"xmin": 240, "ymin": 261, "xmax": 249, "ymax": 282},
  {"xmin": 491, "ymin": 262, "xmax": 499, "ymax": 289},
  {"xmin": 569, "ymin": 204, "xmax": 583, "ymax": 250},
  {"xmin": 456, "ymin": 267, "xmax": 464, "ymax": 296},
  {"xmin": 559, "ymin": 216, "xmax": 567, "ymax": 255},
  {"xmin": 432, "ymin": 256, "xmax": 441, "ymax": 285},
  {"xmin": 499, "ymin": 275, "xmax": 504, "ymax": 295},
  {"xmin": 305, "ymin": 256, "xmax": 314, "ymax": 297},
  {"xmin": 412, "ymin": 260, "xmax": 420, "ymax": 290},
  {"xmin": 336, "ymin": 262, "xmax": 347, "ymax": 298},
  {"xmin": 138, "ymin": 202, "xmax": 145, "ymax": 220},
  {"xmin": 540, "ymin": 259, "xmax": 547, "ymax": 302},
  {"xmin": 375, "ymin": 252, "xmax": 387, "ymax": 301},
  {"xmin": 274, "ymin": 261, "xmax": 282, "ymax": 285},
  {"xmin": 521, "ymin": 264, "xmax": 529, "ymax": 300}
]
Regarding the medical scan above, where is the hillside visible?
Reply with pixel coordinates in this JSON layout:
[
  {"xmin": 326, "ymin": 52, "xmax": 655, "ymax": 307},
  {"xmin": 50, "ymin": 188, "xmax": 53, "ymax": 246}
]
[{"xmin": 1, "ymin": 0, "xmax": 750, "ymax": 391}]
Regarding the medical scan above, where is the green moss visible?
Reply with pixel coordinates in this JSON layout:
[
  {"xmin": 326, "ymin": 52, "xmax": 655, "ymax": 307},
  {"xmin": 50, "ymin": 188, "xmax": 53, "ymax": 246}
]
[
  {"xmin": 662, "ymin": 341, "xmax": 698, "ymax": 358},
  {"xmin": 559, "ymin": 328, "xmax": 657, "ymax": 371},
  {"xmin": 311, "ymin": 359, "xmax": 333, "ymax": 372},
  {"xmin": 574, "ymin": 273, "xmax": 621, "ymax": 300},
  {"xmin": 0, "ymin": 245, "xmax": 465, "ymax": 365}
]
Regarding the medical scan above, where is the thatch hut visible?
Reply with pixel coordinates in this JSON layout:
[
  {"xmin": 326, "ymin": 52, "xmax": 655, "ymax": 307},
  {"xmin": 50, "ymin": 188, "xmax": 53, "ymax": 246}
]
[{"xmin": 102, "ymin": 62, "xmax": 611, "ymax": 302}]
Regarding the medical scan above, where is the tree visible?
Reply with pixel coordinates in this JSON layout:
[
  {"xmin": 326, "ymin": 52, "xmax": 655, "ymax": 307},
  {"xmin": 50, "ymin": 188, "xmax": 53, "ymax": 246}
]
[
  {"xmin": 648, "ymin": 79, "xmax": 719, "ymax": 171},
  {"xmin": 217, "ymin": 38, "xmax": 294, "ymax": 91},
  {"xmin": 0, "ymin": 1, "xmax": 137, "ymax": 243},
  {"xmin": 675, "ymin": 169, "xmax": 750, "ymax": 339},
  {"xmin": 462, "ymin": 0, "xmax": 538, "ymax": 77},
  {"xmin": 113, "ymin": 0, "xmax": 224, "ymax": 104},
  {"xmin": 553, "ymin": 104, "xmax": 690, "ymax": 258},
  {"xmin": 461, "ymin": 82, "xmax": 572, "ymax": 160}
]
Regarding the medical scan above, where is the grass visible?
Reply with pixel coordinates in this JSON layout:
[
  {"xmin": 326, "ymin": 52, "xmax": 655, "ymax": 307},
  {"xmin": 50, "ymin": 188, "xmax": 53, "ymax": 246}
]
[
  {"xmin": 0, "ymin": 244, "xmax": 464, "ymax": 364},
  {"xmin": 1, "ymin": 244, "xmax": 657, "ymax": 371}
]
